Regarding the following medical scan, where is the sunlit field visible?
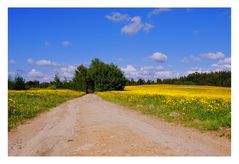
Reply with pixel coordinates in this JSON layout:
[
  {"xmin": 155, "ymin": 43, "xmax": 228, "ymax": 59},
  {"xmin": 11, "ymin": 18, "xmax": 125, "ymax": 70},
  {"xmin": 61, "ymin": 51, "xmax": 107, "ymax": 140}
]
[
  {"xmin": 8, "ymin": 89, "xmax": 85, "ymax": 130},
  {"xmin": 97, "ymin": 84, "xmax": 231, "ymax": 135}
]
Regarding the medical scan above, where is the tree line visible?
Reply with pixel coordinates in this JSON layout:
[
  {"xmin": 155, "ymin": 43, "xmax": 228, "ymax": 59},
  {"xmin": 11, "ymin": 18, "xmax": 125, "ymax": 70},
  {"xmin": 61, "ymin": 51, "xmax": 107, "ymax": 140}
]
[
  {"xmin": 8, "ymin": 58, "xmax": 127, "ymax": 92},
  {"xmin": 8, "ymin": 59, "xmax": 231, "ymax": 91},
  {"xmin": 126, "ymin": 71, "xmax": 231, "ymax": 87}
]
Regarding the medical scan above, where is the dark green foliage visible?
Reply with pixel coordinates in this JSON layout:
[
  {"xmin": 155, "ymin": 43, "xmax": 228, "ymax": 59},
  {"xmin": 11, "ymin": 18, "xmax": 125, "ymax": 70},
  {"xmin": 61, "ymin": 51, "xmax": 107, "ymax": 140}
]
[
  {"xmin": 25, "ymin": 80, "xmax": 40, "ymax": 89},
  {"xmin": 8, "ymin": 79, "xmax": 15, "ymax": 90},
  {"xmin": 39, "ymin": 82, "xmax": 50, "ymax": 88},
  {"xmin": 168, "ymin": 71, "xmax": 231, "ymax": 87},
  {"xmin": 88, "ymin": 58, "xmax": 127, "ymax": 91},
  {"xmin": 137, "ymin": 78, "xmax": 145, "ymax": 85},
  {"xmin": 126, "ymin": 71, "xmax": 231, "ymax": 87},
  {"xmin": 72, "ymin": 64, "xmax": 88, "ymax": 92},
  {"xmin": 13, "ymin": 76, "xmax": 26, "ymax": 90}
]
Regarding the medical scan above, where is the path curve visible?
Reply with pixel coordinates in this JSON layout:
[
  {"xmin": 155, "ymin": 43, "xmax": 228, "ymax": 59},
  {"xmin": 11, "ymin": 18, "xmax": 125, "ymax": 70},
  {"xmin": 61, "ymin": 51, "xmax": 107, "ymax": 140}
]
[{"xmin": 9, "ymin": 94, "xmax": 230, "ymax": 156}]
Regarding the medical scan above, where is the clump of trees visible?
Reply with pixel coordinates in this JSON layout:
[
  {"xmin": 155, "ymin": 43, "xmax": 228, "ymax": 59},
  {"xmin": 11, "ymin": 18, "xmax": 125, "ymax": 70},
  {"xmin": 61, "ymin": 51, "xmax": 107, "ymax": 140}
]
[
  {"xmin": 8, "ymin": 76, "xmax": 27, "ymax": 90},
  {"xmin": 73, "ymin": 58, "xmax": 127, "ymax": 92}
]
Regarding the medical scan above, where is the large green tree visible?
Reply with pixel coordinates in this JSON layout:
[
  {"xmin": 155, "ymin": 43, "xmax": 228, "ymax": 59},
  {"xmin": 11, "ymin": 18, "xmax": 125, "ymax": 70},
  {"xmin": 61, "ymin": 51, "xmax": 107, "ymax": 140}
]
[{"xmin": 88, "ymin": 58, "xmax": 127, "ymax": 91}]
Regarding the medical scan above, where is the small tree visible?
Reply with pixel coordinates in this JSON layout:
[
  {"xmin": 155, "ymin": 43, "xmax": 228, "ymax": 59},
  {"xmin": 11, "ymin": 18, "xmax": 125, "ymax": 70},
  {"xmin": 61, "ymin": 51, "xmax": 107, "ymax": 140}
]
[
  {"xmin": 137, "ymin": 78, "xmax": 145, "ymax": 85},
  {"xmin": 53, "ymin": 74, "xmax": 63, "ymax": 88},
  {"xmin": 14, "ymin": 76, "xmax": 26, "ymax": 90}
]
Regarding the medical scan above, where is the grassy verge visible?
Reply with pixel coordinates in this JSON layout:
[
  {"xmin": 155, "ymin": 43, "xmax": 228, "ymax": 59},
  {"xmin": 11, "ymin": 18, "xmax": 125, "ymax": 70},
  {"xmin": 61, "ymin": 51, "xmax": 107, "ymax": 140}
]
[
  {"xmin": 8, "ymin": 89, "xmax": 85, "ymax": 130},
  {"xmin": 97, "ymin": 91, "xmax": 231, "ymax": 137}
]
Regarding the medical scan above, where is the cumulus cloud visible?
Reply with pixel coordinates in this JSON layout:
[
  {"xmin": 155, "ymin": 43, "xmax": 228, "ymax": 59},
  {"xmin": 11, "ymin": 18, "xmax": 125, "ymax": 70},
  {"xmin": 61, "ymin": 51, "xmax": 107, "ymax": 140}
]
[
  {"xmin": 121, "ymin": 16, "xmax": 153, "ymax": 35},
  {"xmin": 59, "ymin": 65, "xmax": 77, "ymax": 79},
  {"xmin": 201, "ymin": 52, "xmax": 225, "ymax": 60},
  {"xmin": 121, "ymin": 65, "xmax": 137, "ymax": 72},
  {"xmin": 106, "ymin": 12, "xmax": 154, "ymax": 35},
  {"xmin": 9, "ymin": 59, "xmax": 16, "ymax": 64},
  {"xmin": 106, "ymin": 12, "xmax": 130, "ymax": 22},
  {"xmin": 62, "ymin": 41, "xmax": 71, "ymax": 47},
  {"xmin": 181, "ymin": 52, "xmax": 226, "ymax": 64},
  {"xmin": 28, "ymin": 59, "xmax": 60, "ymax": 67},
  {"xmin": 121, "ymin": 16, "xmax": 144, "ymax": 35},
  {"xmin": 35, "ymin": 59, "xmax": 53, "ymax": 66},
  {"xmin": 212, "ymin": 57, "xmax": 231, "ymax": 71},
  {"xmin": 151, "ymin": 52, "xmax": 168, "ymax": 62},
  {"xmin": 27, "ymin": 58, "xmax": 62, "ymax": 67},
  {"xmin": 121, "ymin": 65, "xmax": 178, "ymax": 80},
  {"xmin": 28, "ymin": 69, "xmax": 44, "ymax": 78},
  {"xmin": 148, "ymin": 8, "xmax": 171, "ymax": 17},
  {"xmin": 27, "ymin": 58, "xmax": 34, "ymax": 64}
]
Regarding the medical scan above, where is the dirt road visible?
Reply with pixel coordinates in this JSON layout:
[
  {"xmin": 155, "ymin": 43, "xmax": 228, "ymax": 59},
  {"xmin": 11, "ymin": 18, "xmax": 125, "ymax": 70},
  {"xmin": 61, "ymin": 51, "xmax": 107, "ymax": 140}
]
[{"xmin": 9, "ymin": 94, "xmax": 230, "ymax": 156}]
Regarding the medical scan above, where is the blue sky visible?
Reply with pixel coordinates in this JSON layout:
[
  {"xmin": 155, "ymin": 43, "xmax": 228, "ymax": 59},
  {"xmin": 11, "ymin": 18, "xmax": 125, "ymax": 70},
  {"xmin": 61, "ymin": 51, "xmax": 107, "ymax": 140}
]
[{"xmin": 8, "ymin": 8, "xmax": 231, "ymax": 82}]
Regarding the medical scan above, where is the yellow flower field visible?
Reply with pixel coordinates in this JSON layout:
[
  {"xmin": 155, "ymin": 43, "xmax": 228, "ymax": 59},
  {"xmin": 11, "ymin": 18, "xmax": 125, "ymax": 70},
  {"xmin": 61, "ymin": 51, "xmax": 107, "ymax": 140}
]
[{"xmin": 97, "ymin": 84, "xmax": 231, "ymax": 132}]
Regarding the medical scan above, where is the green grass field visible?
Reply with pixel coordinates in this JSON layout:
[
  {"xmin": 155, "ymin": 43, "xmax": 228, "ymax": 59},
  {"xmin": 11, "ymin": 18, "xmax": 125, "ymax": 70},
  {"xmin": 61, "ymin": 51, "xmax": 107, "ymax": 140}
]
[{"xmin": 8, "ymin": 89, "xmax": 85, "ymax": 130}]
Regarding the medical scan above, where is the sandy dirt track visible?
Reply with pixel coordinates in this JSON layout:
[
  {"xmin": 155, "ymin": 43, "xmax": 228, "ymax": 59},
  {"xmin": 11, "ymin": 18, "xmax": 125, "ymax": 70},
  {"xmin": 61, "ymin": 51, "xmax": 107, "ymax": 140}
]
[{"xmin": 9, "ymin": 94, "xmax": 230, "ymax": 156}]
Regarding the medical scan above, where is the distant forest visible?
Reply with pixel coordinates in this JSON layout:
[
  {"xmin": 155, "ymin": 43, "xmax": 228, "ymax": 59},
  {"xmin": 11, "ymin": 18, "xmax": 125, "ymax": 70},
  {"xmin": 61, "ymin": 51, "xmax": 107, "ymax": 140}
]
[
  {"xmin": 8, "ymin": 59, "xmax": 231, "ymax": 91},
  {"xmin": 126, "ymin": 71, "xmax": 231, "ymax": 87}
]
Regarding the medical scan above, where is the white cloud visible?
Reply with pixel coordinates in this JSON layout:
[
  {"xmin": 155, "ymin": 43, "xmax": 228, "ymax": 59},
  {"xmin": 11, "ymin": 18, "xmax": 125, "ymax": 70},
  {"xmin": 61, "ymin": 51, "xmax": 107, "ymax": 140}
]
[
  {"xmin": 59, "ymin": 65, "xmax": 76, "ymax": 79},
  {"xmin": 9, "ymin": 59, "xmax": 16, "ymax": 64},
  {"xmin": 151, "ymin": 52, "xmax": 168, "ymax": 62},
  {"xmin": 148, "ymin": 8, "xmax": 171, "ymax": 17},
  {"xmin": 28, "ymin": 69, "xmax": 44, "ymax": 78},
  {"xmin": 212, "ymin": 57, "xmax": 231, "ymax": 71},
  {"xmin": 186, "ymin": 67, "xmax": 210, "ymax": 75},
  {"xmin": 121, "ymin": 16, "xmax": 144, "ymax": 35},
  {"xmin": 121, "ymin": 16, "xmax": 154, "ymax": 35},
  {"xmin": 35, "ymin": 59, "xmax": 52, "ymax": 66},
  {"xmin": 121, "ymin": 65, "xmax": 138, "ymax": 79},
  {"xmin": 181, "ymin": 52, "xmax": 226, "ymax": 64},
  {"xmin": 121, "ymin": 65, "xmax": 137, "ymax": 72},
  {"xmin": 142, "ymin": 23, "xmax": 154, "ymax": 32},
  {"xmin": 62, "ymin": 41, "xmax": 71, "ymax": 47},
  {"xmin": 121, "ymin": 64, "xmax": 178, "ymax": 80},
  {"xmin": 106, "ymin": 12, "xmax": 130, "ymax": 22},
  {"xmin": 34, "ymin": 59, "xmax": 61, "ymax": 67},
  {"xmin": 27, "ymin": 58, "xmax": 34, "ymax": 64},
  {"xmin": 201, "ymin": 52, "xmax": 225, "ymax": 60},
  {"xmin": 155, "ymin": 71, "xmax": 177, "ymax": 79}
]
